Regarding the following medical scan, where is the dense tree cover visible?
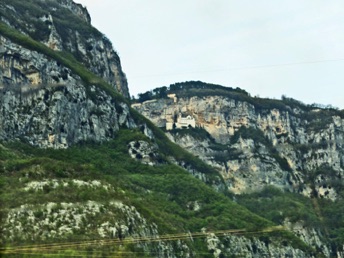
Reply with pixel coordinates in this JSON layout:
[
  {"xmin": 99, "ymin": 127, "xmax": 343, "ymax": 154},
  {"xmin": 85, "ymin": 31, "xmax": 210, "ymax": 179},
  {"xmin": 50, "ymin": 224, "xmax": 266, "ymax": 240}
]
[
  {"xmin": 135, "ymin": 81, "xmax": 250, "ymax": 103},
  {"xmin": 168, "ymin": 81, "xmax": 249, "ymax": 95}
]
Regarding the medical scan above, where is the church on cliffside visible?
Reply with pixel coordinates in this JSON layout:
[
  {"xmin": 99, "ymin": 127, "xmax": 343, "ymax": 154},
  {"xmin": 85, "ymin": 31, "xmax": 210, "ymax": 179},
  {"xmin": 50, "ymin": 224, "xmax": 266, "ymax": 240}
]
[{"xmin": 166, "ymin": 114, "xmax": 196, "ymax": 130}]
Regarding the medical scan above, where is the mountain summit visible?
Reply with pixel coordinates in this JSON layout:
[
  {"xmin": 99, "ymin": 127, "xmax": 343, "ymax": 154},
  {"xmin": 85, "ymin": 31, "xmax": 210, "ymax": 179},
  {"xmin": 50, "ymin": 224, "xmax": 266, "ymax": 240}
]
[{"xmin": 0, "ymin": 0, "xmax": 132, "ymax": 148}]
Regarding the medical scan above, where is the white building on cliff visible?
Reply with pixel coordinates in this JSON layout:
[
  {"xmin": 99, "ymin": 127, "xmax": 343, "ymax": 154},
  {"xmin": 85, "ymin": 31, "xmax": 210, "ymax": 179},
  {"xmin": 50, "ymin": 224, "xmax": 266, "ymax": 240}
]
[{"xmin": 166, "ymin": 114, "xmax": 196, "ymax": 130}]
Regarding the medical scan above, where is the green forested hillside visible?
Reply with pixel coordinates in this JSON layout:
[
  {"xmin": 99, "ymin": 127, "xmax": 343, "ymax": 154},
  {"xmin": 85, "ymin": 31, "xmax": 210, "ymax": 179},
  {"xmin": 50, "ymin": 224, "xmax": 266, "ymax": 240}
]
[
  {"xmin": 0, "ymin": 129, "xmax": 312, "ymax": 257},
  {"xmin": 237, "ymin": 187, "xmax": 344, "ymax": 247}
]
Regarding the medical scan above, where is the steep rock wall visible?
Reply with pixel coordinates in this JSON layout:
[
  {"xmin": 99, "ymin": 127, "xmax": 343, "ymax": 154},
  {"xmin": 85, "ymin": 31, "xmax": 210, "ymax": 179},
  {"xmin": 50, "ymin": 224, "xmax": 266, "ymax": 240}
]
[
  {"xmin": 0, "ymin": 37, "xmax": 134, "ymax": 148},
  {"xmin": 133, "ymin": 96, "xmax": 344, "ymax": 197},
  {"xmin": 0, "ymin": 0, "xmax": 129, "ymax": 98}
]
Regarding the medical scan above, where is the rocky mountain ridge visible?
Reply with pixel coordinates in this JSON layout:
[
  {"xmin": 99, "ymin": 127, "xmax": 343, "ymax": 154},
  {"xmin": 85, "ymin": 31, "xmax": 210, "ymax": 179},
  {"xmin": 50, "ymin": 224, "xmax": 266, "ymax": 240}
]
[
  {"xmin": 0, "ymin": 35, "xmax": 134, "ymax": 148},
  {"xmin": 0, "ymin": 0, "xmax": 133, "ymax": 148},
  {"xmin": 0, "ymin": 1, "xmax": 343, "ymax": 257},
  {"xmin": 132, "ymin": 82, "xmax": 344, "ymax": 256},
  {"xmin": 0, "ymin": 0, "xmax": 129, "ymax": 98},
  {"xmin": 133, "ymin": 82, "xmax": 344, "ymax": 199}
]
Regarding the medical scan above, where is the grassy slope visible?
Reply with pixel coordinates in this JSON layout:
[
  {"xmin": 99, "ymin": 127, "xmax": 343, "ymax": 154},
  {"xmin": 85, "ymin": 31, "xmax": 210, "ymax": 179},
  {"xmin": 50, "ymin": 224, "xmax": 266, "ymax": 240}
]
[
  {"xmin": 237, "ymin": 186, "xmax": 344, "ymax": 248},
  {"xmin": 0, "ymin": 129, "xmax": 315, "ymax": 256},
  {"xmin": 0, "ymin": 130, "xmax": 271, "ymax": 232}
]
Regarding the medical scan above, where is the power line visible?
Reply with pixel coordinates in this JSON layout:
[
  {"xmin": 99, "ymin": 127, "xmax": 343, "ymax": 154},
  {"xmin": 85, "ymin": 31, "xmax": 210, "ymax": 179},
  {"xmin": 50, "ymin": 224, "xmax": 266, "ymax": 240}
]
[
  {"xmin": 132, "ymin": 58, "xmax": 344, "ymax": 79},
  {"xmin": 1, "ymin": 226, "xmax": 285, "ymax": 255}
]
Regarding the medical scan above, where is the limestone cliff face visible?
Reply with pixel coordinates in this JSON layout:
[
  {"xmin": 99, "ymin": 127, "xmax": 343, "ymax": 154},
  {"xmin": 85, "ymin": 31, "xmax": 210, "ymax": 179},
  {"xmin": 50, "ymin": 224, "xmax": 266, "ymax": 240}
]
[
  {"xmin": 133, "ymin": 86, "xmax": 344, "ymax": 256},
  {"xmin": 0, "ymin": 0, "xmax": 129, "ymax": 98},
  {"xmin": 133, "ymin": 92, "xmax": 344, "ymax": 198},
  {"xmin": 0, "ymin": 36, "xmax": 135, "ymax": 148},
  {"xmin": 0, "ymin": 0, "xmax": 133, "ymax": 147}
]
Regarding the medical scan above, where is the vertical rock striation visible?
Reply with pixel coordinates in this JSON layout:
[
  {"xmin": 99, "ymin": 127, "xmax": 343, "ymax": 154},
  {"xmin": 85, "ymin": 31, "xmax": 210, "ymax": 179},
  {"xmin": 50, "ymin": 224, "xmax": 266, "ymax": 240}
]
[
  {"xmin": 133, "ymin": 89, "xmax": 344, "ymax": 198},
  {"xmin": 0, "ymin": 0, "xmax": 129, "ymax": 98}
]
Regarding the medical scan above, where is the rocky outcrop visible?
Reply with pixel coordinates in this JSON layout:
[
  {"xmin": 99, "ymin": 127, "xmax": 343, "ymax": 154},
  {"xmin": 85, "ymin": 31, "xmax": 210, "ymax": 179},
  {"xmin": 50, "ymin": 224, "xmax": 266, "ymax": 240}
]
[
  {"xmin": 0, "ymin": 0, "xmax": 129, "ymax": 98},
  {"xmin": 58, "ymin": 0, "xmax": 91, "ymax": 23},
  {"xmin": 128, "ymin": 140, "xmax": 160, "ymax": 166},
  {"xmin": 0, "ymin": 37, "xmax": 134, "ymax": 148},
  {"xmin": 4, "ymin": 179, "xmax": 193, "ymax": 257},
  {"xmin": 133, "ymin": 94, "xmax": 344, "ymax": 198},
  {"xmin": 132, "ymin": 86, "xmax": 344, "ymax": 257},
  {"xmin": 0, "ymin": 0, "xmax": 133, "ymax": 147},
  {"xmin": 6, "ymin": 177, "xmax": 322, "ymax": 258},
  {"xmin": 283, "ymin": 220, "xmax": 331, "ymax": 257},
  {"xmin": 205, "ymin": 232, "xmax": 308, "ymax": 258}
]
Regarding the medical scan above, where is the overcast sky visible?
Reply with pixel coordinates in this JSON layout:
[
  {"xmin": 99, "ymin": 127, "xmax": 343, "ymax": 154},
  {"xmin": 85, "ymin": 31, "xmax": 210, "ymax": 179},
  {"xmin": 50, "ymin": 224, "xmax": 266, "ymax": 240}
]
[{"xmin": 76, "ymin": 0, "xmax": 344, "ymax": 109}]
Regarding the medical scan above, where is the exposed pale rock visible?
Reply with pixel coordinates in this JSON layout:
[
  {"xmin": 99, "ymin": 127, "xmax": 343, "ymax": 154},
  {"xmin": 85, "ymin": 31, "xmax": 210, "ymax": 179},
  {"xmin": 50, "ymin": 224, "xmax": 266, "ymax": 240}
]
[
  {"xmin": 133, "ymin": 95, "xmax": 344, "ymax": 199},
  {"xmin": 128, "ymin": 140, "xmax": 159, "ymax": 166},
  {"xmin": 58, "ymin": 0, "xmax": 91, "ymax": 23},
  {"xmin": 284, "ymin": 219, "xmax": 330, "ymax": 257},
  {"xmin": 0, "ymin": 0, "xmax": 129, "ymax": 97},
  {"xmin": 0, "ymin": 37, "xmax": 134, "ymax": 148},
  {"xmin": 3, "ymin": 199, "xmax": 187, "ymax": 257}
]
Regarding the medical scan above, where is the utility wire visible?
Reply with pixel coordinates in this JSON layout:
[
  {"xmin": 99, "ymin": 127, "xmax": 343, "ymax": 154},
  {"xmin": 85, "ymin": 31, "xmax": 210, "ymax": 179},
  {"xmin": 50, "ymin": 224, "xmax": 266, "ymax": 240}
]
[
  {"xmin": 1, "ymin": 226, "xmax": 284, "ymax": 255},
  {"xmin": 132, "ymin": 58, "xmax": 344, "ymax": 78}
]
